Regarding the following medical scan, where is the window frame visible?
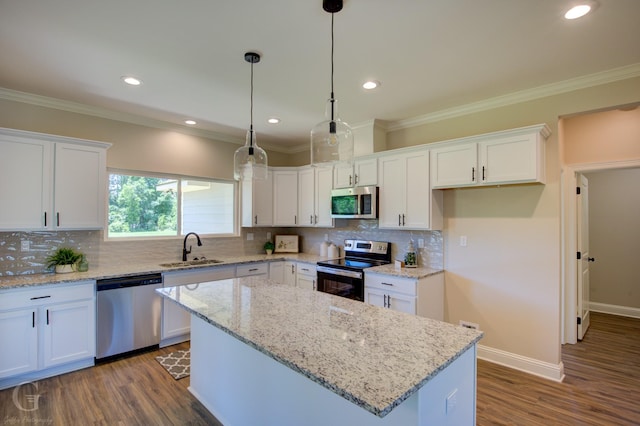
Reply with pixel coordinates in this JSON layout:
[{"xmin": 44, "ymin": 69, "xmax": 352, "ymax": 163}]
[{"xmin": 105, "ymin": 168, "xmax": 240, "ymax": 241}]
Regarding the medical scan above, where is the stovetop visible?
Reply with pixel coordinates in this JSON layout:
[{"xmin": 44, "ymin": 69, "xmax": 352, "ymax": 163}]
[
  {"xmin": 318, "ymin": 257, "xmax": 389, "ymax": 270},
  {"xmin": 317, "ymin": 239, "xmax": 391, "ymax": 272}
]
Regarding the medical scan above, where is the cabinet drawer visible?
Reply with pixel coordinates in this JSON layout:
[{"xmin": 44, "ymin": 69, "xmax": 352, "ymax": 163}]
[
  {"xmin": 236, "ymin": 263, "xmax": 268, "ymax": 277},
  {"xmin": 365, "ymin": 273, "xmax": 417, "ymax": 296},
  {"xmin": 0, "ymin": 281, "xmax": 95, "ymax": 310},
  {"xmin": 296, "ymin": 263, "xmax": 317, "ymax": 277}
]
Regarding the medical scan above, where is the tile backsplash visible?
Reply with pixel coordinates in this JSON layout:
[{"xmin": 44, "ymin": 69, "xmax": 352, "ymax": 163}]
[{"xmin": 0, "ymin": 220, "xmax": 442, "ymax": 276}]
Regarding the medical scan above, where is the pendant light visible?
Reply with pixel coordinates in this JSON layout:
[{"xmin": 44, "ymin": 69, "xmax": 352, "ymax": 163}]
[
  {"xmin": 310, "ymin": 0, "xmax": 354, "ymax": 167},
  {"xmin": 234, "ymin": 52, "xmax": 268, "ymax": 180}
]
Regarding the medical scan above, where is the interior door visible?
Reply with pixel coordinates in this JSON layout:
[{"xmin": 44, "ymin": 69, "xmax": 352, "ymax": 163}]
[{"xmin": 577, "ymin": 173, "xmax": 591, "ymax": 340}]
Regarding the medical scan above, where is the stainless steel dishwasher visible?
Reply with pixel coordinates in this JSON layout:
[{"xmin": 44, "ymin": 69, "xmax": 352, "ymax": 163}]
[{"xmin": 96, "ymin": 273, "xmax": 163, "ymax": 360}]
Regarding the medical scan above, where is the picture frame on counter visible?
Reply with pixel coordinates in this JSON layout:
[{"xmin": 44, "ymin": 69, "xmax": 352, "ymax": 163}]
[{"xmin": 275, "ymin": 235, "xmax": 299, "ymax": 253}]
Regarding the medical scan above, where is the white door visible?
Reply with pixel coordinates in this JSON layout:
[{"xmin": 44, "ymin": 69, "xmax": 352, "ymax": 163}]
[
  {"xmin": 0, "ymin": 308, "xmax": 39, "ymax": 378},
  {"xmin": 42, "ymin": 300, "xmax": 96, "ymax": 368},
  {"xmin": 314, "ymin": 167, "xmax": 334, "ymax": 227},
  {"xmin": 577, "ymin": 174, "xmax": 591, "ymax": 340}
]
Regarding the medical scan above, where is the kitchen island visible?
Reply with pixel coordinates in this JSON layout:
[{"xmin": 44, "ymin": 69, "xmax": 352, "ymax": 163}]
[{"xmin": 158, "ymin": 277, "xmax": 482, "ymax": 425}]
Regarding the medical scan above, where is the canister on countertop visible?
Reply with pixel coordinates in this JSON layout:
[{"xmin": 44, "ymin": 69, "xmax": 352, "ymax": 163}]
[
  {"xmin": 327, "ymin": 243, "xmax": 340, "ymax": 258},
  {"xmin": 320, "ymin": 240, "xmax": 330, "ymax": 256}
]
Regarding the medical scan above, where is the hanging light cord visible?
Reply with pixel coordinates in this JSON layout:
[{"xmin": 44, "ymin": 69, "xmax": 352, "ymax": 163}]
[
  {"xmin": 249, "ymin": 58, "xmax": 254, "ymax": 148},
  {"xmin": 330, "ymin": 12, "xmax": 336, "ymax": 127}
]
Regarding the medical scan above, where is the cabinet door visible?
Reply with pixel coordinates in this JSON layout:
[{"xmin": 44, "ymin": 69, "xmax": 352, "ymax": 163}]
[
  {"xmin": 283, "ymin": 262, "xmax": 297, "ymax": 287},
  {"xmin": 364, "ymin": 287, "xmax": 386, "ymax": 308},
  {"xmin": 0, "ymin": 137, "xmax": 51, "ymax": 230},
  {"xmin": 354, "ymin": 158, "xmax": 377, "ymax": 186},
  {"xmin": 296, "ymin": 275, "xmax": 316, "ymax": 291},
  {"xmin": 298, "ymin": 167, "xmax": 315, "ymax": 226},
  {"xmin": 268, "ymin": 261, "xmax": 285, "ymax": 284},
  {"xmin": 387, "ymin": 293, "xmax": 416, "ymax": 315},
  {"xmin": 378, "ymin": 153, "xmax": 407, "ymax": 229},
  {"xmin": 430, "ymin": 144, "xmax": 477, "ymax": 188},
  {"xmin": 0, "ymin": 309, "xmax": 38, "ymax": 378},
  {"xmin": 241, "ymin": 170, "xmax": 273, "ymax": 227},
  {"xmin": 42, "ymin": 299, "xmax": 96, "ymax": 368},
  {"xmin": 333, "ymin": 163, "xmax": 353, "ymax": 188},
  {"xmin": 404, "ymin": 150, "xmax": 431, "ymax": 230},
  {"xmin": 480, "ymin": 134, "xmax": 542, "ymax": 184},
  {"xmin": 314, "ymin": 166, "xmax": 334, "ymax": 227},
  {"xmin": 273, "ymin": 170, "xmax": 298, "ymax": 226},
  {"xmin": 54, "ymin": 143, "xmax": 106, "ymax": 229}
]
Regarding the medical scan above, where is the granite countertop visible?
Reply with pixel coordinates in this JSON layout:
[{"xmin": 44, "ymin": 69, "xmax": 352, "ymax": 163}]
[
  {"xmin": 366, "ymin": 264, "xmax": 444, "ymax": 279},
  {"xmin": 0, "ymin": 253, "xmax": 329, "ymax": 290},
  {"xmin": 159, "ymin": 277, "xmax": 482, "ymax": 417}
]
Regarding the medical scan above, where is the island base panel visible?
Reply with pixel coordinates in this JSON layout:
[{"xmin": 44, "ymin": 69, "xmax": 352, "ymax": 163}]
[{"xmin": 189, "ymin": 315, "xmax": 476, "ymax": 425}]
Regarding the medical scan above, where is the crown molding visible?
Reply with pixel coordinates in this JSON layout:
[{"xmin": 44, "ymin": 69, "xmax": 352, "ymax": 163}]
[{"xmin": 386, "ymin": 63, "xmax": 640, "ymax": 132}]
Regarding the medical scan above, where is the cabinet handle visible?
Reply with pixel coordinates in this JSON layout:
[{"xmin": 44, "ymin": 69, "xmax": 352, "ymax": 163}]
[
  {"xmin": 249, "ymin": 268, "xmax": 258, "ymax": 272},
  {"xmin": 294, "ymin": 215, "xmax": 297, "ymax": 225},
  {"xmin": 383, "ymin": 294, "xmax": 388, "ymax": 308},
  {"xmin": 30, "ymin": 295, "xmax": 51, "ymax": 300},
  {"xmin": 44, "ymin": 212, "xmax": 47, "ymax": 227},
  {"xmin": 381, "ymin": 282, "xmax": 394, "ymax": 286},
  {"xmin": 313, "ymin": 280, "xmax": 316, "ymax": 291},
  {"xmin": 310, "ymin": 215, "xmax": 313, "ymax": 225},
  {"xmin": 301, "ymin": 268, "xmax": 309, "ymax": 272},
  {"xmin": 314, "ymin": 215, "xmax": 318, "ymax": 224},
  {"xmin": 355, "ymin": 174, "xmax": 359, "ymax": 185},
  {"xmin": 46, "ymin": 309, "xmax": 50, "ymax": 325},
  {"xmin": 32, "ymin": 311, "xmax": 35, "ymax": 328},
  {"xmin": 387, "ymin": 296, "xmax": 391, "ymax": 309},
  {"xmin": 402, "ymin": 214, "xmax": 405, "ymax": 226},
  {"xmin": 482, "ymin": 166, "xmax": 486, "ymax": 181},
  {"xmin": 56, "ymin": 212, "xmax": 60, "ymax": 226},
  {"xmin": 254, "ymin": 215, "xmax": 257, "ymax": 225},
  {"xmin": 291, "ymin": 265, "xmax": 295, "ymax": 274},
  {"xmin": 349, "ymin": 175, "xmax": 352, "ymax": 186},
  {"xmin": 472, "ymin": 167, "xmax": 475, "ymax": 182},
  {"xmin": 398, "ymin": 214, "xmax": 401, "ymax": 226}
]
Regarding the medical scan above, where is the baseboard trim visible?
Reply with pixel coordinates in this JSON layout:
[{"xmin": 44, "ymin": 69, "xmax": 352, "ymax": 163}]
[
  {"xmin": 477, "ymin": 345, "xmax": 565, "ymax": 382},
  {"xmin": 590, "ymin": 302, "xmax": 640, "ymax": 319}
]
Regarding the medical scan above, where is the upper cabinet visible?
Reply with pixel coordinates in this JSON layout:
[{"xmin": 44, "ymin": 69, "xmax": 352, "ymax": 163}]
[
  {"xmin": 241, "ymin": 169, "xmax": 273, "ymax": 227},
  {"xmin": 431, "ymin": 124, "xmax": 550, "ymax": 189},
  {"xmin": 0, "ymin": 128, "xmax": 110, "ymax": 231},
  {"xmin": 298, "ymin": 166, "xmax": 334, "ymax": 228},
  {"xmin": 273, "ymin": 169, "xmax": 298, "ymax": 226},
  {"xmin": 333, "ymin": 158, "xmax": 377, "ymax": 188},
  {"xmin": 378, "ymin": 148, "xmax": 443, "ymax": 230}
]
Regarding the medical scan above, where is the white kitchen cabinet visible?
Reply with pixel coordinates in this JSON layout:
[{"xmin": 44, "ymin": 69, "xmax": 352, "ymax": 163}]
[
  {"xmin": 236, "ymin": 262, "xmax": 268, "ymax": 277},
  {"xmin": 273, "ymin": 169, "xmax": 298, "ymax": 226},
  {"xmin": 268, "ymin": 261, "xmax": 285, "ymax": 284},
  {"xmin": 296, "ymin": 263, "xmax": 317, "ymax": 292},
  {"xmin": 378, "ymin": 149, "xmax": 442, "ymax": 230},
  {"xmin": 0, "ymin": 128, "xmax": 110, "ymax": 231},
  {"xmin": 430, "ymin": 124, "xmax": 550, "ymax": 189},
  {"xmin": 0, "ymin": 281, "xmax": 95, "ymax": 387},
  {"xmin": 283, "ymin": 261, "xmax": 297, "ymax": 287},
  {"xmin": 161, "ymin": 266, "xmax": 235, "ymax": 347},
  {"xmin": 241, "ymin": 169, "xmax": 273, "ymax": 227},
  {"xmin": 333, "ymin": 157, "xmax": 377, "ymax": 188},
  {"xmin": 365, "ymin": 272, "xmax": 444, "ymax": 320},
  {"xmin": 298, "ymin": 166, "xmax": 334, "ymax": 227}
]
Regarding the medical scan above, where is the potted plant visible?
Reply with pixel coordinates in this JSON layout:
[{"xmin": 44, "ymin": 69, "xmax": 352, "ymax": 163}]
[
  {"xmin": 263, "ymin": 241, "xmax": 275, "ymax": 255},
  {"xmin": 45, "ymin": 247, "xmax": 83, "ymax": 274}
]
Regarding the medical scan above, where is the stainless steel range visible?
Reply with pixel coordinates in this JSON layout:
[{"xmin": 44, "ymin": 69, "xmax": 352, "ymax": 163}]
[{"xmin": 316, "ymin": 239, "xmax": 391, "ymax": 301}]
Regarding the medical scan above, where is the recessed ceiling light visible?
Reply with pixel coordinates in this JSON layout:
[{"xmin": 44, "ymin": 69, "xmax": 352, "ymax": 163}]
[
  {"xmin": 122, "ymin": 76, "xmax": 142, "ymax": 86},
  {"xmin": 362, "ymin": 80, "xmax": 380, "ymax": 90},
  {"xmin": 184, "ymin": 120, "xmax": 197, "ymax": 125},
  {"xmin": 564, "ymin": 2, "xmax": 596, "ymax": 20},
  {"xmin": 267, "ymin": 117, "xmax": 280, "ymax": 124}
]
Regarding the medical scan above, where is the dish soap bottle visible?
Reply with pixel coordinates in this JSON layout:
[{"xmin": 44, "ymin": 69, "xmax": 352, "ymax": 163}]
[{"xmin": 404, "ymin": 240, "xmax": 417, "ymax": 268}]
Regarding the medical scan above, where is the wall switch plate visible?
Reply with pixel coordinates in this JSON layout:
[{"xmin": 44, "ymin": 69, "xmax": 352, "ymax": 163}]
[
  {"xmin": 418, "ymin": 238, "xmax": 425, "ymax": 248},
  {"xmin": 459, "ymin": 236, "xmax": 467, "ymax": 247},
  {"xmin": 267, "ymin": 232, "xmax": 271, "ymax": 240},
  {"xmin": 247, "ymin": 233, "xmax": 254, "ymax": 241},
  {"xmin": 20, "ymin": 240, "xmax": 30, "ymax": 252}
]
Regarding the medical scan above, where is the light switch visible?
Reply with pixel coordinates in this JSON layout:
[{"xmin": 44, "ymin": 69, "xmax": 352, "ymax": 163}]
[
  {"xmin": 247, "ymin": 233, "xmax": 254, "ymax": 241},
  {"xmin": 21, "ymin": 240, "xmax": 30, "ymax": 252},
  {"xmin": 418, "ymin": 238, "xmax": 425, "ymax": 248},
  {"xmin": 266, "ymin": 232, "xmax": 271, "ymax": 240}
]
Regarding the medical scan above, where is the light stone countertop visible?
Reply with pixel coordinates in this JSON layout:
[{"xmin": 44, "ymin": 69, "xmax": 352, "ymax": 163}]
[
  {"xmin": 0, "ymin": 253, "xmax": 329, "ymax": 290},
  {"xmin": 158, "ymin": 277, "xmax": 482, "ymax": 418},
  {"xmin": 365, "ymin": 264, "xmax": 444, "ymax": 279}
]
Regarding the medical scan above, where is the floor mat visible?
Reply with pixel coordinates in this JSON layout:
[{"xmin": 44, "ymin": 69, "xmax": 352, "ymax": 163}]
[{"xmin": 155, "ymin": 349, "xmax": 190, "ymax": 380}]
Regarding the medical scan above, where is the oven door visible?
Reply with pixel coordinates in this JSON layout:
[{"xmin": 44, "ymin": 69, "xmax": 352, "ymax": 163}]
[{"xmin": 316, "ymin": 266, "xmax": 364, "ymax": 301}]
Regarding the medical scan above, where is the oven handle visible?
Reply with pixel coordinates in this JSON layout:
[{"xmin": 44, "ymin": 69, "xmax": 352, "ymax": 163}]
[{"xmin": 317, "ymin": 266, "xmax": 363, "ymax": 280}]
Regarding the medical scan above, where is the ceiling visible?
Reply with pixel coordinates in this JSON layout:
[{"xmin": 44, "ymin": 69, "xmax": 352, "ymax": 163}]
[{"xmin": 1, "ymin": 0, "xmax": 639, "ymax": 152}]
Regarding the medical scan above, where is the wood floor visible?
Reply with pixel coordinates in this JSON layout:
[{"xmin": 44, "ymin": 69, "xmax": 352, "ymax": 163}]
[{"xmin": 1, "ymin": 312, "xmax": 638, "ymax": 425}]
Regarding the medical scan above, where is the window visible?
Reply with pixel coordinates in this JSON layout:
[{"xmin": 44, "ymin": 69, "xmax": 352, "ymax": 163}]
[{"xmin": 107, "ymin": 170, "xmax": 237, "ymax": 239}]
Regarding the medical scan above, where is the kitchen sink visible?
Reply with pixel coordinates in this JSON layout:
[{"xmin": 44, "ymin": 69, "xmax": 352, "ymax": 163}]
[{"xmin": 159, "ymin": 259, "xmax": 224, "ymax": 268}]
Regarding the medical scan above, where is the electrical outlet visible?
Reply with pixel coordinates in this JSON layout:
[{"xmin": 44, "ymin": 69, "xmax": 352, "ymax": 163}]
[
  {"xmin": 266, "ymin": 232, "xmax": 271, "ymax": 240},
  {"xmin": 247, "ymin": 233, "xmax": 254, "ymax": 241},
  {"xmin": 459, "ymin": 236, "xmax": 467, "ymax": 247},
  {"xmin": 418, "ymin": 238, "xmax": 425, "ymax": 248},
  {"xmin": 459, "ymin": 320, "xmax": 480, "ymax": 330},
  {"xmin": 20, "ymin": 240, "xmax": 30, "ymax": 252}
]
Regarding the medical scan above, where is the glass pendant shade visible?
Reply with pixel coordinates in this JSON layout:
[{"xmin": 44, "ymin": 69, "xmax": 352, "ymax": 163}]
[
  {"xmin": 234, "ymin": 128, "xmax": 268, "ymax": 180},
  {"xmin": 311, "ymin": 98, "xmax": 354, "ymax": 166}
]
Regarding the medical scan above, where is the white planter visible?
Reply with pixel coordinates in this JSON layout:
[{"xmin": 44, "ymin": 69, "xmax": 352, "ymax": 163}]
[
  {"xmin": 55, "ymin": 264, "xmax": 76, "ymax": 274},
  {"xmin": 265, "ymin": 249, "xmax": 273, "ymax": 255}
]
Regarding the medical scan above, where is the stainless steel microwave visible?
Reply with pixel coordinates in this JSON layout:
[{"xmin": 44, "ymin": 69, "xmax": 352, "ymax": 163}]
[{"xmin": 330, "ymin": 186, "xmax": 378, "ymax": 219}]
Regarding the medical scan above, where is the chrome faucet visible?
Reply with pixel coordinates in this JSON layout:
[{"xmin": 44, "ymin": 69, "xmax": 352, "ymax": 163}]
[{"xmin": 182, "ymin": 232, "xmax": 203, "ymax": 261}]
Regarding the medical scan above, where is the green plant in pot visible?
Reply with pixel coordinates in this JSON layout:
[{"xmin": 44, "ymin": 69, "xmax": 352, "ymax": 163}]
[
  {"xmin": 46, "ymin": 247, "xmax": 83, "ymax": 274},
  {"xmin": 263, "ymin": 241, "xmax": 275, "ymax": 255}
]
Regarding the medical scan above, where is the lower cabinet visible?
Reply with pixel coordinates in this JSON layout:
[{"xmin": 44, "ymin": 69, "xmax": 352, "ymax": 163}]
[
  {"xmin": 161, "ymin": 266, "xmax": 235, "ymax": 347},
  {"xmin": 296, "ymin": 263, "xmax": 317, "ymax": 291},
  {"xmin": 283, "ymin": 261, "xmax": 297, "ymax": 287},
  {"xmin": 364, "ymin": 272, "xmax": 444, "ymax": 320},
  {"xmin": 268, "ymin": 261, "xmax": 285, "ymax": 284},
  {"xmin": 0, "ymin": 281, "xmax": 95, "ymax": 388}
]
